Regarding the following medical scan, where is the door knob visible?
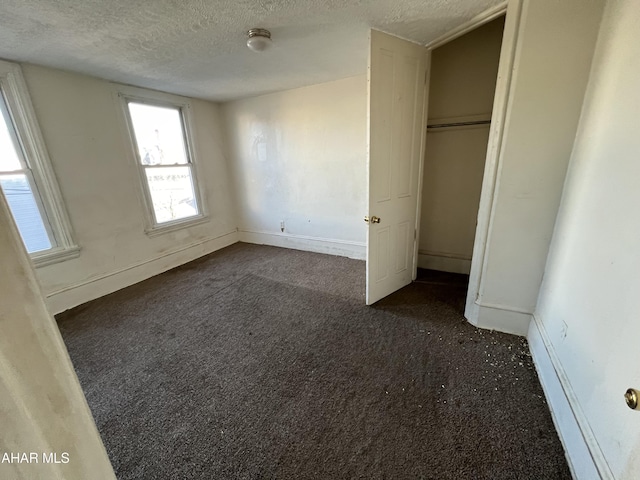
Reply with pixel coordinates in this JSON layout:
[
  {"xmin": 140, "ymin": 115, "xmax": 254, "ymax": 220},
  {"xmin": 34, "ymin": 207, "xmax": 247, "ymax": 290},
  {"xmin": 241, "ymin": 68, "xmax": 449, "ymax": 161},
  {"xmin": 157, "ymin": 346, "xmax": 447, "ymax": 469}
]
[
  {"xmin": 364, "ymin": 215, "xmax": 381, "ymax": 224},
  {"xmin": 625, "ymin": 388, "xmax": 639, "ymax": 410}
]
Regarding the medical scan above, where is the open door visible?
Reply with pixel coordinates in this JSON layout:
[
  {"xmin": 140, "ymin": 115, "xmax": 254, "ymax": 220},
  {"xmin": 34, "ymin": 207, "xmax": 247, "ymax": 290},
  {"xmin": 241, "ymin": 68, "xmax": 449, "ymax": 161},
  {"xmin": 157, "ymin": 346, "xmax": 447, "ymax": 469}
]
[{"xmin": 366, "ymin": 30, "xmax": 428, "ymax": 305}]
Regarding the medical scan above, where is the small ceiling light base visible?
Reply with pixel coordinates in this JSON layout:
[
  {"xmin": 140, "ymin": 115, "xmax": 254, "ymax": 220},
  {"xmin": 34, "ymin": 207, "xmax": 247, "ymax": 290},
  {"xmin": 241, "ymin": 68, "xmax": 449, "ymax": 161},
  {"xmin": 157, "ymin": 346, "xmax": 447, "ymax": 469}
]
[{"xmin": 246, "ymin": 28, "xmax": 272, "ymax": 52}]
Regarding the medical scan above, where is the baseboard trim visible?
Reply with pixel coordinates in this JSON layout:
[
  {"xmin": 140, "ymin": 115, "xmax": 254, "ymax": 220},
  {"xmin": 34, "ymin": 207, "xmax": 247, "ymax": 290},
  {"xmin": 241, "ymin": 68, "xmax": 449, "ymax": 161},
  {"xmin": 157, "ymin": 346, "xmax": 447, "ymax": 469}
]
[
  {"xmin": 46, "ymin": 230, "xmax": 239, "ymax": 314},
  {"xmin": 528, "ymin": 315, "xmax": 613, "ymax": 480},
  {"xmin": 238, "ymin": 229, "xmax": 366, "ymax": 260},
  {"xmin": 469, "ymin": 301, "xmax": 531, "ymax": 336},
  {"xmin": 417, "ymin": 252, "xmax": 471, "ymax": 274}
]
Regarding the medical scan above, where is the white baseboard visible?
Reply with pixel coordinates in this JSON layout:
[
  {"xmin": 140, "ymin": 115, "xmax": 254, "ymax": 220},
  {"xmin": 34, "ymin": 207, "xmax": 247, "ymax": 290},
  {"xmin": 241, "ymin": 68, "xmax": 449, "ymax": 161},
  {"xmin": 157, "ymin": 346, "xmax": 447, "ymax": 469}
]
[
  {"xmin": 528, "ymin": 315, "xmax": 612, "ymax": 480},
  {"xmin": 238, "ymin": 229, "xmax": 366, "ymax": 260},
  {"xmin": 46, "ymin": 230, "xmax": 239, "ymax": 314},
  {"xmin": 417, "ymin": 252, "xmax": 471, "ymax": 274},
  {"xmin": 468, "ymin": 301, "xmax": 532, "ymax": 336}
]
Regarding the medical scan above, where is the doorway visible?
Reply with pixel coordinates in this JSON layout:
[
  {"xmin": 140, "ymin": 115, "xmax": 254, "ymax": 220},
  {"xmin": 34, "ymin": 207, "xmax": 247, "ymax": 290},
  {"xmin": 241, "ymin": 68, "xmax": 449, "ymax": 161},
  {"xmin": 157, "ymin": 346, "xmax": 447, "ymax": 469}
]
[
  {"xmin": 366, "ymin": 2, "xmax": 523, "ymax": 313},
  {"xmin": 417, "ymin": 16, "xmax": 506, "ymax": 306}
]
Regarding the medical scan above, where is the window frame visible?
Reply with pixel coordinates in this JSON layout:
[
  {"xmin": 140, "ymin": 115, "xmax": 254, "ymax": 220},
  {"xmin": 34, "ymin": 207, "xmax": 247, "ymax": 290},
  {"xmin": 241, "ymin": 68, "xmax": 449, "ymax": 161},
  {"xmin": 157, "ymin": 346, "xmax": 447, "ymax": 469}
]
[
  {"xmin": 119, "ymin": 89, "xmax": 207, "ymax": 236},
  {"xmin": 0, "ymin": 60, "xmax": 79, "ymax": 266}
]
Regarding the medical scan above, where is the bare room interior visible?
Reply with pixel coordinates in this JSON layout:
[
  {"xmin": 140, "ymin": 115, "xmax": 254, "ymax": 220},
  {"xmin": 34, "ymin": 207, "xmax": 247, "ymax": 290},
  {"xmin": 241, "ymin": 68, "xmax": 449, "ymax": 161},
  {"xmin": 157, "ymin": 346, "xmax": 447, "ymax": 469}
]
[{"xmin": 1, "ymin": 1, "xmax": 639, "ymax": 479}]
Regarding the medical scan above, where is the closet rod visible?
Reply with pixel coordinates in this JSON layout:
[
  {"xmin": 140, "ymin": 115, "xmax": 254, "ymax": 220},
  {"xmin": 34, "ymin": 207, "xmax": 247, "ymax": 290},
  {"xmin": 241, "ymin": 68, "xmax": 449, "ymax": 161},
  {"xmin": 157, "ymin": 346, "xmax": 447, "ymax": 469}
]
[{"xmin": 427, "ymin": 119, "xmax": 491, "ymax": 130}]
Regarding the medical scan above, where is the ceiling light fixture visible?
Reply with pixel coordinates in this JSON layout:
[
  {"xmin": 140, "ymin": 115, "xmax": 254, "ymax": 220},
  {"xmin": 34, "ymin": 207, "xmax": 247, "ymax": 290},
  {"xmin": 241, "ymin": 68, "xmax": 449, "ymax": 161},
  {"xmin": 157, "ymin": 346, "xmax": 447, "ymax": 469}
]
[{"xmin": 246, "ymin": 28, "xmax": 272, "ymax": 52}]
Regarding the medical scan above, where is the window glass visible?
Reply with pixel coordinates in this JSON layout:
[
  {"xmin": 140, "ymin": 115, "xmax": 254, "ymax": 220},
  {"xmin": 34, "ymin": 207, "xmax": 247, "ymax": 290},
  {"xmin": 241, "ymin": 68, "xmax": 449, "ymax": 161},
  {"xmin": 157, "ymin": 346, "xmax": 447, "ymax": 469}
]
[
  {"xmin": 0, "ymin": 107, "xmax": 22, "ymax": 171},
  {"xmin": 144, "ymin": 166, "xmax": 197, "ymax": 223},
  {"xmin": 126, "ymin": 100, "xmax": 201, "ymax": 227},
  {"xmin": 128, "ymin": 103, "xmax": 189, "ymax": 165},
  {"xmin": 0, "ymin": 174, "xmax": 52, "ymax": 252},
  {"xmin": 0, "ymin": 95, "xmax": 55, "ymax": 253}
]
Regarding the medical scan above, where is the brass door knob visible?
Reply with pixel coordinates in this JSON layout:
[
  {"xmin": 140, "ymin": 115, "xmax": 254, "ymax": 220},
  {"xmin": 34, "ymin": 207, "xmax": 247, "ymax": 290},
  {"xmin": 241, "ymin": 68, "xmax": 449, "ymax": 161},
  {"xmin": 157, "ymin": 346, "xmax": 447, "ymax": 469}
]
[
  {"xmin": 364, "ymin": 216, "xmax": 381, "ymax": 224},
  {"xmin": 625, "ymin": 388, "xmax": 638, "ymax": 410}
]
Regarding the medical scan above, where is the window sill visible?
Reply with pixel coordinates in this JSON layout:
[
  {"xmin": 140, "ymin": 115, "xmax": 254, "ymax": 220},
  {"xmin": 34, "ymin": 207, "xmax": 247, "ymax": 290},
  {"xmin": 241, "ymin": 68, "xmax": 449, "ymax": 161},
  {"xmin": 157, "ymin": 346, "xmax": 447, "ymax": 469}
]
[
  {"xmin": 145, "ymin": 215, "xmax": 209, "ymax": 237},
  {"xmin": 32, "ymin": 245, "xmax": 81, "ymax": 268}
]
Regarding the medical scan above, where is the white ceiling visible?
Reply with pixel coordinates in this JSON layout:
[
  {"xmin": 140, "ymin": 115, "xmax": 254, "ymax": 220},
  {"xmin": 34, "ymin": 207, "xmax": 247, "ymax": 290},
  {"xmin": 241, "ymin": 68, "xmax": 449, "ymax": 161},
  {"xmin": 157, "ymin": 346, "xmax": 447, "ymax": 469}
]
[{"xmin": 0, "ymin": 0, "xmax": 501, "ymax": 102}]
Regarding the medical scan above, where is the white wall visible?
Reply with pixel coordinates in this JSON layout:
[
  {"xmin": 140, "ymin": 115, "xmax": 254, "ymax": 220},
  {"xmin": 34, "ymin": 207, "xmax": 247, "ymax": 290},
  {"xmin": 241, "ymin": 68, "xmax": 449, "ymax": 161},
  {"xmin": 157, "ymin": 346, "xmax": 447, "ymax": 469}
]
[
  {"xmin": 532, "ymin": 0, "xmax": 640, "ymax": 477},
  {"xmin": 419, "ymin": 17, "xmax": 504, "ymax": 274},
  {"xmin": 222, "ymin": 75, "xmax": 367, "ymax": 259},
  {"xmin": 0, "ymin": 192, "xmax": 116, "ymax": 480},
  {"xmin": 466, "ymin": 0, "xmax": 605, "ymax": 335},
  {"xmin": 21, "ymin": 65, "xmax": 238, "ymax": 314}
]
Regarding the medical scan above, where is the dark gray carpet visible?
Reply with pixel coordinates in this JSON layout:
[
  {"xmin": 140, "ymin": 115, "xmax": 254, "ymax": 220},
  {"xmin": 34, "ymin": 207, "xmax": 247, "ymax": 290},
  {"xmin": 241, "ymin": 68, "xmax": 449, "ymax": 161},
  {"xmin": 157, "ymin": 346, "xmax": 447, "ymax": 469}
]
[{"xmin": 56, "ymin": 243, "xmax": 570, "ymax": 479}]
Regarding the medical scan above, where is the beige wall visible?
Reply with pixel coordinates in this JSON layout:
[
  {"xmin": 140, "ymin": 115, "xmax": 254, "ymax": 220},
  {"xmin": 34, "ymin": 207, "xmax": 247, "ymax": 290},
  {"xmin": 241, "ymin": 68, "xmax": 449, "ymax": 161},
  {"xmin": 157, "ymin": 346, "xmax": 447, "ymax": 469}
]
[
  {"xmin": 534, "ymin": 0, "xmax": 640, "ymax": 477},
  {"xmin": 466, "ymin": 0, "xmax": 605, "ymax": 335},
  {"xmin": 222, "ymin": 75, "xmax": 367, "ymax": 258},
  {"xmin": 20, "ymin": 65, "xmax": 238, "ymax": 313},
  {"xmin": 0, "ymin": 192, "xmax": 115, "ymax": 480},
  {"xmin": 419, "ymin": 17, "xmax": 504, "ymax": 274}
]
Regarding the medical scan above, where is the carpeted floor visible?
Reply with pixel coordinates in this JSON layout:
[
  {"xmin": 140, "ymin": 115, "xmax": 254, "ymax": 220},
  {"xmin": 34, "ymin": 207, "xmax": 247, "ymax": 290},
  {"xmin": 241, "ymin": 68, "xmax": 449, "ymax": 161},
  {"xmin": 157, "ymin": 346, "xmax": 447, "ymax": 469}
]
[{"xmin": 56, "ymin": 243, "xmax": 570, "ymax": 479}]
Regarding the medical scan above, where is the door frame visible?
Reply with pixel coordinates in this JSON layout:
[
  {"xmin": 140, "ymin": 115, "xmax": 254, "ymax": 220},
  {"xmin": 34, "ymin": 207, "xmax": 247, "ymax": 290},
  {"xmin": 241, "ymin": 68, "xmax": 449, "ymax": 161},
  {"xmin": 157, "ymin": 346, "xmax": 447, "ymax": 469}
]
[{"xmin": 414, "ymin": 0, "xmax": 524, "ymax": 327}]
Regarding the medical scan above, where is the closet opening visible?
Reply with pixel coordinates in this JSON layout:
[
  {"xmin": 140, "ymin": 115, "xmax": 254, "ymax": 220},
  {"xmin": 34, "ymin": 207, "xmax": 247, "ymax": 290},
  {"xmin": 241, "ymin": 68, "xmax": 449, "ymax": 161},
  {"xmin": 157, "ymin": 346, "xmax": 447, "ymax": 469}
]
[{"xmin": 417, "ymin": 15, "xmax": 506, "ymax": 307}]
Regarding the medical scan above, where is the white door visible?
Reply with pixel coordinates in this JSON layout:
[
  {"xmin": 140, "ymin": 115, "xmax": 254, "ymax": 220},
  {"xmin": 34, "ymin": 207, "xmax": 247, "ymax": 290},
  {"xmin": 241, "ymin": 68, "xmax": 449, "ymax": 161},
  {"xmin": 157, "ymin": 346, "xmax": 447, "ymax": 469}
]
[{"xmin": 366, "ymin": 30, "xmax": 428, "ymax": 305}]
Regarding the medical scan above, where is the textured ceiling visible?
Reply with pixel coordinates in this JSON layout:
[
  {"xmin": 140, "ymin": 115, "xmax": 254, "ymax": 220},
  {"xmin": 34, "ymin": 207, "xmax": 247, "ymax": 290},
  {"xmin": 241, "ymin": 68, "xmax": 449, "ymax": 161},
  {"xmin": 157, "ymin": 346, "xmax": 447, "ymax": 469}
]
[{"xmin": 0, "ymin": 0, "xmax": 501, "ymax": 101}]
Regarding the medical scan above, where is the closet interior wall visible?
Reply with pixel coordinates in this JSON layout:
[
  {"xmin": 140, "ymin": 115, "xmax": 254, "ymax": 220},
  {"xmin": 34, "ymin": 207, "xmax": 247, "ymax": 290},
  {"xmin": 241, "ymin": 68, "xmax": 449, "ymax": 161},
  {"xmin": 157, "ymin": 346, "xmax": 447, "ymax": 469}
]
[{"xmin": 418, "ymin": 17, "xmax": 505, "ymax": 275}]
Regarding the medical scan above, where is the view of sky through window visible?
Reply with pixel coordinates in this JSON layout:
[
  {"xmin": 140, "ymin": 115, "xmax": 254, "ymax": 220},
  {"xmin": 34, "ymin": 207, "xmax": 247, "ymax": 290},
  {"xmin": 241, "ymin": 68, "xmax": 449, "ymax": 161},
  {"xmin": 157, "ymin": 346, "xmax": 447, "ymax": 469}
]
[
  {"xmin": 128, "ymin": 103, "xmax": 189, "ymax": 166},
  {"xmin": 127, "ymin": 102, "xmax": 198, "ymax": 224}
]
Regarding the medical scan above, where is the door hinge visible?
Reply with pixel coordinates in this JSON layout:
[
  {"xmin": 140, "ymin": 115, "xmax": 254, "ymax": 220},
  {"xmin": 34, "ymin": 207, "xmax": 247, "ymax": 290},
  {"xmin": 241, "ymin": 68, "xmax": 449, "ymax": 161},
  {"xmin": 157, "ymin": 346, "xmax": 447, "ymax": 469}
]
[{"xmin": 414, "ymin": 229, "xmax": 417, "ymax": 240}]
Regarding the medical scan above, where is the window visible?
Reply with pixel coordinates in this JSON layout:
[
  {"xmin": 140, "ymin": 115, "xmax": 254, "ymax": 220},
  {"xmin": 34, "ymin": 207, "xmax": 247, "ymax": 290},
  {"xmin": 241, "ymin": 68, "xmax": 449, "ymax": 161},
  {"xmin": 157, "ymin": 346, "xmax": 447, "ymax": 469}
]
[
  {"xmin": 0, "ymin": 60, "xmax": 78, "ymax": 266},
  {"xmin": 121, "ymin": 93, "xmax": 204, "ymax": 234}
]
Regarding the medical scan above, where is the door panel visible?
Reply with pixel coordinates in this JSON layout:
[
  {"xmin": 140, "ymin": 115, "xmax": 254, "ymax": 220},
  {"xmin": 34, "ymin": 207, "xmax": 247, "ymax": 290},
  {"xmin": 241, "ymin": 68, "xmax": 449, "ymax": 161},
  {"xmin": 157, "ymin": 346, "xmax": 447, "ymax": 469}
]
[
  {"xmin": 375, "ymin": 226, "xmax": 390, "ymax": 282},
  {"xmin": 396, "ymin": 221, "xmax": 411, "ymax": 273},
  {"xmin": 366, "ymin": 30, "xmax": 428, "ymax": 305}
]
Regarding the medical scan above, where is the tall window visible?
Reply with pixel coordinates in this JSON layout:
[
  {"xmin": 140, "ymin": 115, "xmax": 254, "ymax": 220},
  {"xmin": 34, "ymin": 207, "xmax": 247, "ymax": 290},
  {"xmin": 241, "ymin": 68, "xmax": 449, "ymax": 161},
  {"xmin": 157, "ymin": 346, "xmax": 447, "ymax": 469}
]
[
  {"xmin": 0, "ymin": 96, "xmax": 52, "ymax": 252},
  {"xmin": 122, "ymin": 95, "xmax": 203, "ymax": 233},
  {"xmin": 0, "ymin": 60, "xmax": 78, "ymax": 266}
]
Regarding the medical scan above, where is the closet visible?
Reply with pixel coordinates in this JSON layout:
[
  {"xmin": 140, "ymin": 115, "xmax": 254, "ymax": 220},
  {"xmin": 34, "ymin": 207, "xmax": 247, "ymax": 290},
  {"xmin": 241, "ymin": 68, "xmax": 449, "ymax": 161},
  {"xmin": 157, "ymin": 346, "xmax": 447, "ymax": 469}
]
[{"xmin": 418, "ymin": 16, "xmax": 505, "ymax": 276}]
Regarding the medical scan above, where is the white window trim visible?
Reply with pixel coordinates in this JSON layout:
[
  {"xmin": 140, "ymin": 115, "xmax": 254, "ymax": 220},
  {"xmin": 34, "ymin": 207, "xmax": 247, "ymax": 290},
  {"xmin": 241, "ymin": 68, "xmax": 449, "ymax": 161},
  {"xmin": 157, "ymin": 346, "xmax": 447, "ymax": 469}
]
[
  {"xmin": 117, "ymin": 86, "xmax": 208, "ymax": 236},
  {"xmin": 0, "ymin": 60, "xmax": 79, "ymax": 267}
]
